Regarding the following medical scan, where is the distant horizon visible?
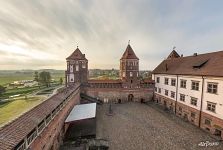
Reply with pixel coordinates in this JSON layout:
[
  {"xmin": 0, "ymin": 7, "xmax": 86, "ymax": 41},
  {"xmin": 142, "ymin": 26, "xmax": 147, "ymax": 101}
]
[{"xmin": 0, "ymin": 69, "xmax": 152, "ymax": 71}]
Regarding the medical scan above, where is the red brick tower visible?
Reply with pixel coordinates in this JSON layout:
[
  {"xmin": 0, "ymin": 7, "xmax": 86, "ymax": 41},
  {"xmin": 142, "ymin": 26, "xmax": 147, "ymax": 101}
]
[
  {"xmin": 120, "ymin": 43, "xmax": 140, "ymax": 89},
  {"xmin": 65, "ymin": 47, "xmax": 88, "ymax": 87}
]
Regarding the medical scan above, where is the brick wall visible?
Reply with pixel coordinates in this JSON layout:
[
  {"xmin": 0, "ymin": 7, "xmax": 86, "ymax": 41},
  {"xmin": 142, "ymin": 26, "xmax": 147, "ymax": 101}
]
[
  {"xmin": 84, "ymin": 87, "xmax": 153, "ymax": 103},
  {"xmin": 30, "ymin": 89, "xmax": 80, "ymax": 150}
]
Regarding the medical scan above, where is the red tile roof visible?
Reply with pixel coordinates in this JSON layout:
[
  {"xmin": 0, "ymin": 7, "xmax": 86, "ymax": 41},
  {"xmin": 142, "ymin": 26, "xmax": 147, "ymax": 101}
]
[
  {"xmin": 152, "ymin": 50, "xmax": 223, "ymax": 77},
  {"xmin": 0, "ymin": 84, "xmax": 80, "ymax": 150},
  {"xmin": 66, "ymin": 47, "xmax": 87, "ymax": 60},
  {"xmin": 121, "ymin": 44, "xmax": 139, "ymax": 60}
]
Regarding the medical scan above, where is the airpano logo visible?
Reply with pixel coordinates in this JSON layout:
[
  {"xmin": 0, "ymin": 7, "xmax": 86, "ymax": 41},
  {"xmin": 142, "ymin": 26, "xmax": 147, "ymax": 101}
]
[{"xmin": 198, "ymin": 141, "xmax": 219, "ymax": 147}]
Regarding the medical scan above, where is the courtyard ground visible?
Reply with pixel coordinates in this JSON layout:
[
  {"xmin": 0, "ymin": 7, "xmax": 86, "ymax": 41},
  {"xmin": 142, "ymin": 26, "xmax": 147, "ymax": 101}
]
[{"xmin": 96, "ymin": 102, "xmax": 223, "ymax": 150}]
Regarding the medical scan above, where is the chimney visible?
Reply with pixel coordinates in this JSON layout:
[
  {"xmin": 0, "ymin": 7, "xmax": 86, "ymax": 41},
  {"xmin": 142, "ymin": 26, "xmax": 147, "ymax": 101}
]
[{"xmin": 193, "ymin": 53, "xmax": 197, "ymax": 56}]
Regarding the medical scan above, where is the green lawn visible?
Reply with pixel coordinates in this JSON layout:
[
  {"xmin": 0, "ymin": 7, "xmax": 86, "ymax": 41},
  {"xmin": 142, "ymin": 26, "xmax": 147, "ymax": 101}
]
[
  {"xmin": 0, "ymin": 76, "xmax": 33, "ymax": 86},
  {"xmin": 0, "ymin": 96, "xmax": 45, "ymax": 126},
  {"xmin": 0, "ymin": 71, "xmax": 65, "ymax": 86}
]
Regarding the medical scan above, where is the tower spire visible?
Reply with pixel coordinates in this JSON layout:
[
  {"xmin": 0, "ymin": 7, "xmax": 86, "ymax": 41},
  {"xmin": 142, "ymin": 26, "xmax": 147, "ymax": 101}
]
[{"xmin": 128, "ymin": 40, "xmax": 130, "ymax": 45}]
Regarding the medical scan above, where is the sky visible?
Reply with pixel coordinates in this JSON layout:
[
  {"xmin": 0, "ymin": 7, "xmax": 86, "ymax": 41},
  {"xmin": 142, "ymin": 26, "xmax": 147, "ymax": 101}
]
[{"xmin": 1, "ymin": 0, "xmax": 223, "ymax": 70}]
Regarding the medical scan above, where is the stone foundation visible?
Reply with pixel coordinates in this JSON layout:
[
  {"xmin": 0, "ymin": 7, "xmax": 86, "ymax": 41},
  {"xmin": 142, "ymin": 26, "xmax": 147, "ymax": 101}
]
[
  {"xmin": 154, "ymin": 93, "xmax": 223, "ymax": 140},
  {"xmin": 200, "ymin": 112, "xmax": 223, "ymax": 139}
]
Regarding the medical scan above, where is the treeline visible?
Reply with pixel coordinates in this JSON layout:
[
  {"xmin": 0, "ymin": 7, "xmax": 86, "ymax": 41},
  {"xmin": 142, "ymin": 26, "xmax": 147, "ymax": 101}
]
[{"xmin": 34, "ymin": 71, "xmax": 63, "ymax": 87}]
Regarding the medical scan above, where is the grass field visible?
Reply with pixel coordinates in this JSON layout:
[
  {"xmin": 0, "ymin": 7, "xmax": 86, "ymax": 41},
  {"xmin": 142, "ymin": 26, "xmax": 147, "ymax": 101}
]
[
  {"xmin": 0, "ymin": 96, "xmax": 46, "ymax": 126},
  {"xmin": 0, "ymin": 70, "xmax": 65, "ymax": 127},
  {"xmin": 0, "ymin": 70, "xmax": 65, "ymax": 86}
]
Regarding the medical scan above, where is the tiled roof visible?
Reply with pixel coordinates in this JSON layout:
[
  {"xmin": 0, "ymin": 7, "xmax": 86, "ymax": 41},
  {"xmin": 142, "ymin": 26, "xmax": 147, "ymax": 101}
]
[
  {"xmin": 66, "ymin": 47, "xmax": 87, "ymax": 60},
  {"xmin": 0, "ymin": 84, "xmax": 80, "ymax": 150},
  {"xmin": 121, "ymin": 44, "xmax": 139, "ymax": 60},
  {"xmin": 152, "ymin": 50, "xmax": 223, "ymax": 77}
]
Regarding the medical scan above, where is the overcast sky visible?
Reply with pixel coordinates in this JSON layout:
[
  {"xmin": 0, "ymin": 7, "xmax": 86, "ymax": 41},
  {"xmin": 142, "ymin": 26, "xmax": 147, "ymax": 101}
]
[{"xmin": 0, "ymin": 0, "xmax": 223, "ymax": 70}]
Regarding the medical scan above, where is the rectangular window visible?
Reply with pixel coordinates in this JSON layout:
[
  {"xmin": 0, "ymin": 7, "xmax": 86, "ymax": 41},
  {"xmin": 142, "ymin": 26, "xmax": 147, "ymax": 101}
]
[
  {"xmin": 130, "ymin": 72, "xmax": 133, "ymax": 77},
  {"xmin": 179, "ymin": 107, "xmax": 182, "ymax": 112},
  {"xmin": 190, "ymin": 97, "xmax": 197, "ymax": 106},
  {"xmin": 123, "ymin": 72, "xmax": 126, "ymax": 77},
  {"xmin": 171, "ymin": 79, "xmax": 176, "ymax": 86},
  {"xmin": 70, "ymin": 65, "xmax": 73, "ymax": 72},
  {"xmin": 155, "ymin": 87, "xmax": 157, "ymax": 92},
  {"xmin": 207, "ymin": 82, "xmax": 218, "ymax": 94},
  {"xmin": 171, "ymin": 91, "xmax": 175, "ymax": 98},
  {"xmin": 207, "ymin": 102, "xmax": 216, "ymax": 112},
  {"xmin": 164, "ymin": 78, "xmax": 169, "ymax": 85},
  {"xmin": 82, "ymin": 62, "xmax": 86, "ymax": 68},
  {"xmin": 180, "ymin": 94, "xmax": 185, "ymax": 102},
  {"xmin": 165, "ymin": 90, "xmax": 168, "ymax": 96},
  {"xmin": 158, "ymin": 88, "xmax": 161, "ymax": 93},
  {"xmin": 180, "ymin": 80, "xmax": 187, "ymax": 88},
  {"xmin": 204, "ymin": 119, "xmax": 211, "ymax": 126},
  {"xmin": 76, "ymin": 64, "xmax": 79, "ymax": 71},
  {"xmin": 156, "ymin": 77, "xmax": 160, "ymax": 83},
  {"xmin": 191, "ymin": 81, "xmax": 199, "ymax": 91},
  {"xmin": 191, "ymin": 112, "xmax": 195, "ymax": 118}
]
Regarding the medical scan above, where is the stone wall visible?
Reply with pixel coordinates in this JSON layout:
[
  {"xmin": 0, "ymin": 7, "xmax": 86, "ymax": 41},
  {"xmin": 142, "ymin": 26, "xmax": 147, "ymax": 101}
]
[{"xmin": 83, "ymin": 87, "xmax": 154, "ymax": 103}]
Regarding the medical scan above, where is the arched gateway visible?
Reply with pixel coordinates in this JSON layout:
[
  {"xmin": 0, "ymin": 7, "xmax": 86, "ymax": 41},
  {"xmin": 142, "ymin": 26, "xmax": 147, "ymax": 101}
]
[{"xmin": 128, "ymin": 94, "xmax": 134, "ymax": 101}]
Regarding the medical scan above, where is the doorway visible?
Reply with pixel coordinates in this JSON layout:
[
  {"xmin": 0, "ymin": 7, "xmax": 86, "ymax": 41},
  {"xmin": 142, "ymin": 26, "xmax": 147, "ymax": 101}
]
[
  {"xmin": 128, "ymin": 94, "xmax": 134, "ymax": 102},
  {"xmin": 214, "ymin": 129, "xmax": 222, "ymax": 137}
]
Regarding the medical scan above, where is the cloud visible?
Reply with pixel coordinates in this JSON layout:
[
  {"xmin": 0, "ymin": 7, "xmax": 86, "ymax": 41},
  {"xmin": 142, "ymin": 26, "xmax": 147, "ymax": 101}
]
[{"xmin": 0, "ymin": 0, "xmax": 223, "ymax": 70}]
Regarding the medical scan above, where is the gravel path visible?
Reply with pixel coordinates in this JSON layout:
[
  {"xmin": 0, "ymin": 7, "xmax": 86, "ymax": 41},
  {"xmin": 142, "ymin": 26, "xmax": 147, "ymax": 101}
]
[{"xmin": 96, "ymin": 102, "xmax": 223, "ymax": 150}]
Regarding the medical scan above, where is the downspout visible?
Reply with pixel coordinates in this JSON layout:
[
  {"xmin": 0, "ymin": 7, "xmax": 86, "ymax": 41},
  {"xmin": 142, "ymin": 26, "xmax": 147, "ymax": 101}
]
[
  {"xmin": 153, "ymin": 74, "xmax": 156, "ymax": 101},
  {"xmin": 175, "ymin": 75, "xmax": 179, "ymax": 114},
  {"xmin": 199, "ymin": 76, "xmax": 205, "ymax": 127}
]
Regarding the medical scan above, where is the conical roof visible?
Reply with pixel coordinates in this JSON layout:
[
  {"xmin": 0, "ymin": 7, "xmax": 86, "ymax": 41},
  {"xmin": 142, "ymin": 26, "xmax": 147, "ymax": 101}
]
[
  {"xmin": 66, "ymin": 47, "xmax": 87, "ymax": 60},
  {"xmin": 121, "ymin": 44, "xmax": 139, "ymax": 60}
]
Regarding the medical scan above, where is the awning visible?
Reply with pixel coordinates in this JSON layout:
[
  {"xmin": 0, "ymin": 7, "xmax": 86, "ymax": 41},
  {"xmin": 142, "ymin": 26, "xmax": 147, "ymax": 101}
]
[{"xmin": 65, "ymin": 103, "xmax": 96, "ymax": 123}]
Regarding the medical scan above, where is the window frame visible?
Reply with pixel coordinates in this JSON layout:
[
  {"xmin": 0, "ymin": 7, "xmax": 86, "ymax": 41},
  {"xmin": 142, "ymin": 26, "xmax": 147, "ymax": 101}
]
[
  {"xmin": 171, "ymin": 79, "xmax": 176, "ymax": 86},
  {"xmin": 191, "ymin": 81, "xmax": 199, "ymax": 91},
  {"xmin": 207, "ymin": 82, "xmax": 218, "ymax": 94},
  {"xmin": 179, "ymin": 94, "xmax": 185, "ymax": 102},
  {"xmin": 171, "ymin": 91, "xmax": 175, "ymax": 98},
  {"xmin": 190, "ymin": 97, "xmax": 198, "ymax": 106},
  {"xmin": 206, "ymin": 101, "xmax": 216, "ymax": 113},
  {"xmin": 165, "ymin": 89, "xmax": 168, "ymax": 96},
  {"xmin": 180, "ymin": 79, "xmax": 187, "ymax": 88},
  {"xmin": 164, "ymin": 78, "xmax": 169, "ymax": 85}
]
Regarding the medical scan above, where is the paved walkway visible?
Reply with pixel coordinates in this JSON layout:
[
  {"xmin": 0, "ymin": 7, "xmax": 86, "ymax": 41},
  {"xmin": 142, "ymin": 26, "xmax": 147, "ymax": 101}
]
[{"xmin": 96, "ymin": 102, "xmax": 223, "ymax": 150}]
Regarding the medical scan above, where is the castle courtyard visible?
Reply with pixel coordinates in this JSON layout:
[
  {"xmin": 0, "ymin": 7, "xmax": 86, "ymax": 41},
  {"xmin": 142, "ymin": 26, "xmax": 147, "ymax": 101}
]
[{"xmin": 96, "ymin": 102, "xmax": 223, "ymax": 150}]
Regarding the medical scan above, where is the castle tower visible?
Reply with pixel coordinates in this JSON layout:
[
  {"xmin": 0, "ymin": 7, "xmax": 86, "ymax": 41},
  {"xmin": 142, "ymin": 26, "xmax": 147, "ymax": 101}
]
[
  {"xmin": 120, "ymin": 43, "xmax": 140, "ymax": 89},
  {"xmin": 65, "ymin": 47, "xmax": 88, "ymax": 87}
]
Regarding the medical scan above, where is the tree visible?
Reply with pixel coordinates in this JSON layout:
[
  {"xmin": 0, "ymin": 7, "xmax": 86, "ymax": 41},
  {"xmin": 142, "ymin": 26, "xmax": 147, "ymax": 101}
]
[
  {"xmin": 59, "ymin": 77, "xmax": 63, "ymax": 85},
  {"xmin": 0, "ymin": 85, "xmax": 6, "ymax": 95},
  {"xmin": 34, "ymin": 71, "xmax": 39, "ymax": 82},
  {"xmin": 39, "ymin": 71, "xmax": 51, "ymax": 87}
]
